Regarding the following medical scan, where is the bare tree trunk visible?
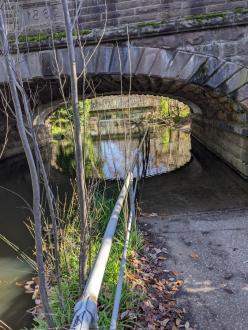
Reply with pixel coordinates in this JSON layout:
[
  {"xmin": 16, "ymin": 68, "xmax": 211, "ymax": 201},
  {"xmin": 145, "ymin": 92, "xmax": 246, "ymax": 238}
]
[
  {"xmin": 18, "ymin": 85, "xmax": 65, "ymax": 310},
  {"xmin": 0, "ymin": 9, "xmax": 54, "ymax": 328},
  {"xmin": 61, "ymin": 0, "xmax": 88, "ymax": 292}
]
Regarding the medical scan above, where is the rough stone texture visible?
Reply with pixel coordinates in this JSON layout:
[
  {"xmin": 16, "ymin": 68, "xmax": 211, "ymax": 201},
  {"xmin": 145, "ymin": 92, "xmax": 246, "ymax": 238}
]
[
  {"xmin": 91, "ymin": 94, "xmax": 161, "ymax": 111},
  {"xmin": 5, "ymin": 0, "xmax": 72, "ymax": 33},
  {"xmin": 3, "ymin": 1, "xmax": 248, "ymax": 70},
  {"xmin": 0, "ymin": 116, "xmax": 51, "ymax": 160},
  {"xmin": 191, "ymin": 115, "xmax": 248, "ymax": 177},
  {"xmin": 5, "ymin": 0, "xmax": 248, "ymax": 32}
]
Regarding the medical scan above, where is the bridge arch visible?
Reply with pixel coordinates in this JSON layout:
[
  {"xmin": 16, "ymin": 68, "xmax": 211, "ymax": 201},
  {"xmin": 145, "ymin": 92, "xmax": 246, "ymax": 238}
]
[
  {"xmin": 26, "ymin": 45, "xmax": 248, "ymax": 177},
  {"xmin": 1, "ymin": 45, "xmax": 248, "ymax": 176}
]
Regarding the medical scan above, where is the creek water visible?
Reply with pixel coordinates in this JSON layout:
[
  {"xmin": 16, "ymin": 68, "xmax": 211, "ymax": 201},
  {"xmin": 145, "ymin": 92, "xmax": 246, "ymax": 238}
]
[{"xmin": 0, "ymin": 125, "xmax": 191, "ymax": 329}]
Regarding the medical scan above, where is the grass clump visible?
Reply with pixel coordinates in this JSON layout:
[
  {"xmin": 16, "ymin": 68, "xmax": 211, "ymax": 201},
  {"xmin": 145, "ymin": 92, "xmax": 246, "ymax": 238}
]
[{"xmin": 33, "ymin": 187, "xmax": 144, "ymax": 329}]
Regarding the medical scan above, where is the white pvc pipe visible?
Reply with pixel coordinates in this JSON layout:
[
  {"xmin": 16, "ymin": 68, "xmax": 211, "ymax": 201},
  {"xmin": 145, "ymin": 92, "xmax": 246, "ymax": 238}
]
[
  {"xmin": 110, "ymin": 174, "xmax": 135, "ymax": 329},
  {"xmin": 70, "ymin": 173, "xmax": 131, "ymax": 329}
]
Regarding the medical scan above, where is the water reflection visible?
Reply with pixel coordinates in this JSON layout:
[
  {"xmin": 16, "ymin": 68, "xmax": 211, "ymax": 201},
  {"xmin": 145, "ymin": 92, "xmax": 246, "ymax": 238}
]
[
  {"xmin": 52, "ymin": 137, "xmax": 104, "ymax": 178},
  {"xmin": 0, "ymin": 157, "xmax": 33, "ymax": 329},
  {"xmin": 52, "ymin": 125, "xmax": 191, "ymax": 179},
  {"xmin": 0, "ymin": 258, "xmax": 32, "ymax": 327}
]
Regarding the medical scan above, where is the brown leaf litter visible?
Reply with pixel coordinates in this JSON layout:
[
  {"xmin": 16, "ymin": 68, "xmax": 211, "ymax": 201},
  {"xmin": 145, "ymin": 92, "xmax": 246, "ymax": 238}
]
[{"xmin": 127, "ymin": 221, "xmax": 193, "ymax": 330}]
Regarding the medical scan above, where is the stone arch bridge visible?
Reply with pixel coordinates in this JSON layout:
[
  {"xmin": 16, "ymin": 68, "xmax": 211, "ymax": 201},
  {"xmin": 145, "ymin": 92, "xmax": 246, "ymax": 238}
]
[{"xmin": 1, "ymin": 1, "xmax": 248, "ymax": 177}]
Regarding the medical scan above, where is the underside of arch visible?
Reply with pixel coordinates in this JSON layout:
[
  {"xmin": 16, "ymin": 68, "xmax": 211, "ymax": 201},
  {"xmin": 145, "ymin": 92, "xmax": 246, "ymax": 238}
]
[{"xmin": 1, "ymin": 46, "xmax": 248, "ymax": 176}]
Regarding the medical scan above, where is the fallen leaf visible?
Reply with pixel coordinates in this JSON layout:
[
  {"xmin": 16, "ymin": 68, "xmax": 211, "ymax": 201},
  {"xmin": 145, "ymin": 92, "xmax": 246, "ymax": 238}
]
[
  {"xmin": 158, "ymin": 256, "xmax": 166, "ymax": 260},
  {"xmin": 35, "ymin": 299, "xmax": 41, "ymax": 305},
  {"xmin": 176, "ymin": 318, "xmax": 181, "ymax": 325},
  {"xmin": 148, "ymin": 213, "xmax": 158, "ymax": 217},
  {"xmin": 159, "ymin": 303, "xmax": 165, "ymax": 312},
  {"xmin": 190, "ymin": 252, "xmax": 199, "ymax": 259},
  {"xmin": 150, "ymin": 254, "xmax": 157, "ymax": 259},
  {"xmin": 16, "ymin": 282, "xmax": 24, "ymax": 287},
  {"xmin": 128, "ymin": 312, "xmax": 136, "ymax": 319},
  {"xmin": 32, "ymin": 287, "xmax": 39, "ymax": 300},
  {"xmin": 144, "ymin": 299, "xmax": 154, "ymax": 308},
  {"xmin": 120, "ymin": 311, "xmax": 129, "ymax": 320},
  {"xmin": 172, "ymin": 271, "xmax": 182, "ymax": 276},
  {"xmin": 185, "ymin": 321, "xmax": 190, "ymax": 328},
  {"xmin": 160, "ymin": 318, "xmax": 170, "ymax": 326}
]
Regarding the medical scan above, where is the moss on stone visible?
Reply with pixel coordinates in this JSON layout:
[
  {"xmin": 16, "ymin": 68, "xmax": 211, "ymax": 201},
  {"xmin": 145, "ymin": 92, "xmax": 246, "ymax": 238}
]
[
  {"xmin": 137, "ymin": 21, "xmax": 162, "ymax": 28},
  {"xmin": 187, "ymin": 8, "xmax": 248, "ymax": 22},
  {"xmin": 234, "ymin": 7, "xmax": 248, "ymax": 14},
  {"xmin": 18, "ymin": 33, "xmax": 50, "ymax": 42},
  {"xmin": 186, "ymin": 11, "xmax": 228, "ymax": 21},
  {"xmin": 74, "ymin": 29, "xmax": 92, "ymax": 36},
  {"xmin": 13, "ymin": 29, "xmax": 92, "ymax": 43}
]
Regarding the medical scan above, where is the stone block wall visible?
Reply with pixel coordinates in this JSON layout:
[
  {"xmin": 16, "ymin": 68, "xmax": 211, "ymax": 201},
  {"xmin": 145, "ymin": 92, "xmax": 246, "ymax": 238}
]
[
  {"xmin": 5, "ymin": 0, "xmax": 248, "ymax": 33},
  {"xmin": 91, "ymin": 94, "xmax": 160, "ymax": 111},
  {"xmin": 3, "ymin": 1, "xmax": 248, "ymax": 69},
  {"xmin": 0, "ymin": 119, "xmax": 51, "ymax": 160},
  {"xmin": 191, "ymin": 113, "xmax": 248, "ymax": 177},
  {"xmin": 78, "ymin": 0, "xmax": 248, "ymax": 29},
  {"xmin": 131, "ymin": 24, "xmax": 248, "ymax": 67},
  {"xmin": 5, "ymin": 0, "xmax": 74, "ymax": 34}
]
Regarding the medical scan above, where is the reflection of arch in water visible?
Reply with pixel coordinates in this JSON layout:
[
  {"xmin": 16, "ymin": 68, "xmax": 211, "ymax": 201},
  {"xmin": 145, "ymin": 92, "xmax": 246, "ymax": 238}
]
[{"xmin": 77, "ymin": 127, "xmax": 191, "ymax": 179}]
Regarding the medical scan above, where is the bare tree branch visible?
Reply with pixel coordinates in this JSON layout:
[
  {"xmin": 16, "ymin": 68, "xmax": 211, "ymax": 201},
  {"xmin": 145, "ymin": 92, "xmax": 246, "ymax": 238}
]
[
  {"xmin": 61, "ymin": 0, "xmax": 88, "ymax": 292},
  {"xmin": 0, "ymin": 8, "xmax": 54, "ymax": 327}
]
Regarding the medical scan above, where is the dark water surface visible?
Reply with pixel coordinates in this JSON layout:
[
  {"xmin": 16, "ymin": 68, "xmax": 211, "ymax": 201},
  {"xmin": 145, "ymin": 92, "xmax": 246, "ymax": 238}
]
[
  {"xmin": 0, "ymin": 125, "xmax": 190, "ymax": 328},
  {"xmin": 0, "ymin": 156, "xmax": 34, "ymax": 328}
]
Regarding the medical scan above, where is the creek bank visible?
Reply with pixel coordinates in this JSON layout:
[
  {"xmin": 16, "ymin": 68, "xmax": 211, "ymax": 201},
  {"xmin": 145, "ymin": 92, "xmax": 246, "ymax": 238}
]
[
  {"xmin": 26, "ymin": 188, "xmax": 145, "ymax": 329},
  {"xmin": 1, "ymin": 120, "xmax": 191, "ymax": 328},
  {"xmin": 25, "ymin": 210, "xmax": 191, "ymax": 330}
]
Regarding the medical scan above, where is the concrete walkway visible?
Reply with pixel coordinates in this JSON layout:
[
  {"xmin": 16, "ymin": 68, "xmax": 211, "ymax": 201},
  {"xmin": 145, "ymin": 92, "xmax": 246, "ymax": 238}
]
[{"xmin": 139, "ymin": 140, "xmax": 248, "ymax": 330}]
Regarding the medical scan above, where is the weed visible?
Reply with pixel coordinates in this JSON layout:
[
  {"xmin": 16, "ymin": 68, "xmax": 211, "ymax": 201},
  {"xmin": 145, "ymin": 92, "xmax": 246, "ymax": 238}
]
[{"xmin": 33, "ymin": 188, "xmax": 144, "ymax": 329}]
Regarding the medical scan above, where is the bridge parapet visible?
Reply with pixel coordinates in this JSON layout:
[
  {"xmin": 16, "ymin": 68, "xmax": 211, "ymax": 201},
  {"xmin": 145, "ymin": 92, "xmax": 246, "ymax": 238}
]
[
  {"xmin": 4, "ymin": 0, "xmax": 248, "ymax": 34},
  {"xmin": 2, "ymin": 2, "xmax": 248, "ymax": 69}
]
